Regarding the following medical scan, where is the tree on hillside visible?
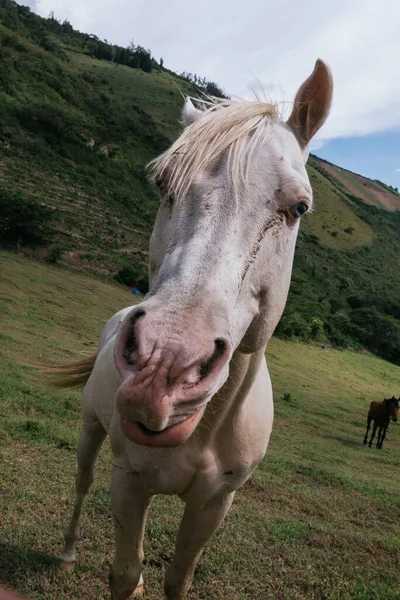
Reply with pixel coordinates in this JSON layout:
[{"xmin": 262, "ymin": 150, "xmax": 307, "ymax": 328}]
[
  {"xmin": 129, "ymin": 45, "xmax": 152, "ymax": 72},
  {"xmin": 179, "ymin": 71, "xmax": 227, "ymax": 99},
  {"xmin": 90, "ymin": 40, "xmax": 113, "ymax": 61},
  {"xmin": 114, "ymin": 45, "xmax": 131, "ymax": 66},
  {"xmin": 205, "ymin": 80, "xmax": 226, "ymax": 98},
  {"xmin": 61, "ymin": 19, "xmax": 73, "ymax": 34},
  {"xmin": 0, "ymin": 187, "xmax": 55, "ymax": 247}
]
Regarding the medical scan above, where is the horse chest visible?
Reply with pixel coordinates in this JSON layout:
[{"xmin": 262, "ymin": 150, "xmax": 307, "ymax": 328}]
[{"xmin": 122, "ymin": 446, "xmax": 248, "ymax": 500}]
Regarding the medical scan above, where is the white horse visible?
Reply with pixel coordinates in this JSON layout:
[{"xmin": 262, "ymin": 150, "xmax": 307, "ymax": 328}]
[{"xmin": 47, "ymin": 59, "xmax": 333, "ymax": 599}]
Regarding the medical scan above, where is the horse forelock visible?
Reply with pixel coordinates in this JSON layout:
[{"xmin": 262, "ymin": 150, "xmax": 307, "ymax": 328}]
[{"xmin": 148, "ymin": 97, "xmax": 280, "ymax": 202}]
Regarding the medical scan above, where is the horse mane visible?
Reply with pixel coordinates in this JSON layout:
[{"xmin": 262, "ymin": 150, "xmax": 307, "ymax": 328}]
[
  {"xmin": 383, "ymin": 396, "xmax": 399, "ymax": 407},
  {"xmin": 148, "ymin": 97, "xmax": 279, "ymax": 202}
]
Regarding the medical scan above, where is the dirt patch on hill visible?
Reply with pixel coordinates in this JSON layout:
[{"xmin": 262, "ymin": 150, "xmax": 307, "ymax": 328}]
[{"xmin": 322, "ymin": 163, "xmax": 400, "ymax": 211}]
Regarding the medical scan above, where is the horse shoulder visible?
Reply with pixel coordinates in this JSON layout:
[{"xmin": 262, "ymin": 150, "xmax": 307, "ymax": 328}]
[
  {"xmin": 218, "ymin": 356, "xmax": 273, "ymax": 475},
  {"xmin": 82, "ymin": 310, "xmax": 129, "ymax": 434},
  {"xmin": 245, "ymin": 355, "xmax": 274, "ymax": 462},
  {"xmin": 176, "ymin": 357, "xmax": 273, "ymax": 503},
  {"xmin": 369, "ymin": 400, "xmax": 381, "ymax": 416}
]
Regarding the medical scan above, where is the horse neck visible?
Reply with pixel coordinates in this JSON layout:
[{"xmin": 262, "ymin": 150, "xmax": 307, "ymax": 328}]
[
  {"xmin": 197, "ymin": 346, "xmax": 266, "ymax": 441},
  {"xmin": 383, "ymin": 399, "xmax": 392, "ymax": 412}
]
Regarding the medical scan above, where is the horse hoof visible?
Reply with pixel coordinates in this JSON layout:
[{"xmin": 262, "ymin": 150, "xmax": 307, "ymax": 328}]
[
  {"xmin": 133, "ymin": 583, "xmax": 144, "ymax": 597},
  {"xmin": 59, "ymin": 559, "xmax": 75, "ymax": 571},
  {"xmin": 363, "ymin": 440, "xmax": 367, "ymax": 445}
]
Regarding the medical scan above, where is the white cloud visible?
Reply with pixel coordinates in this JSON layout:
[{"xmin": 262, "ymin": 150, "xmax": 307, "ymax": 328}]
[
  {"xmin": 27, "ymin": 0, "xmax": 400, "ymax": 142},
  {"xmin": 310, "ymin": 140, "xmax": 327, "ymax": 151},
  {"xmin": 395, "ymin": 168, "xmax": 400, "ymax": 173}
]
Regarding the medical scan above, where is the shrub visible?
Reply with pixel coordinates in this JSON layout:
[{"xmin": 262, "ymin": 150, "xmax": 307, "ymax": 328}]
[
  {"xmin": 350, "ymin": 308, "xmax": 400, "ymax": 365},
  {"xmin": 310, "ymin": 317, "xmax": 325, "ymax": 341},
  {"xmin": 14, "ymin": 102, "xmax": 87, "ymax": 143},
  {"xmin": 48, "ymin": 246, "xmax": 64, "ymax": 263},
  {"xmin": 115, "ymin": 260, "xmax": 149, "ymax": 293},
  {"xmin": 281, "ymin": 392, "xmax": 295, "ymax": 403},
  {"xmin": 0, "ymin": 186, "xmax": 55, "ymax": 246},
  {"xmin": 276, "ymin": 313, "xmax": 311, "ymax": 340}
]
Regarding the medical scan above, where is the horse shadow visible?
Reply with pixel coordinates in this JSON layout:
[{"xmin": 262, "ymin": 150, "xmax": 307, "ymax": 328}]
[
  {"xmin": 0, "ymin": 543, "xmax": 58, "ymax": 591},
  {"xmin": 326, "ymin": 434, "xmax": 363, "ymax": 449}
]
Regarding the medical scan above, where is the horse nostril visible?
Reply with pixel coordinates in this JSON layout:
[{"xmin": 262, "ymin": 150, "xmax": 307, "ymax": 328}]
[
  {"xmin": 214, "ymin": 338, "xmax": 227, "ymax": 354},
  {"xmin": 133, "ymin": 309, "xmax": 146, "ymax": 322},
  {"xmin": 123, "ymin": 310, "xmax": 146, "ymax": 366},
  {"xmin": 199, "ymin": 338, "xmax": 228, "ymax": 381}
]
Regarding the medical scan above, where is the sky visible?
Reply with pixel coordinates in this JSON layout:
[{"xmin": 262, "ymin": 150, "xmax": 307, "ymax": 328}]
[{"xmin": 20, "ymin": 0, "xmax": 400, "ymax": 187}]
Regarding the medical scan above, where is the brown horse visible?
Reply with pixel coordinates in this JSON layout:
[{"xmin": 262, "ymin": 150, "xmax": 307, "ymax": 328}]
[{"xmin": 363, "ymin": 397, "xmax": 399, "ymax": 449}]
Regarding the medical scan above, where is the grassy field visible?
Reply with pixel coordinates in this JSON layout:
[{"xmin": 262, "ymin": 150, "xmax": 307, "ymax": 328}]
[{"xmin": 1, "ymin": 250, "xmax": 399, "ymax": 600}]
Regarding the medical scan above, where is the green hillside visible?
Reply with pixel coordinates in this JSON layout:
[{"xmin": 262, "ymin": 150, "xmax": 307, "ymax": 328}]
[
  {"xmin": 1, "ymin": 0, "xmax": 400, "ymax": 364},
  {"xmin": 0, "ymin": 0, "xmax": 195, "ymax": 281},
  {"xmin": 312, "ymin": 156, "xmax": 400, "ymax": 211},
  {"xmin": 1, "ymin": 251, "xmax": 399, "ymax": 600}
]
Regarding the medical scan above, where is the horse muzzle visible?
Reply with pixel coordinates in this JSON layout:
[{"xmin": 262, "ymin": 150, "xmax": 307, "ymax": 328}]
[{"xmin": 113, "ymin": 305, "xmax": 231, "ymax": 447}]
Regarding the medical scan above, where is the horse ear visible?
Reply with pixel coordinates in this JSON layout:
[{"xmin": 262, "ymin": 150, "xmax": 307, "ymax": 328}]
[
  {"xmin": 181, "ymin": 97, "xmax": 202, "ymax": 127},
  {"xmin": 287, "ymin": 59, "xmax": 333, "ymax": 148}
]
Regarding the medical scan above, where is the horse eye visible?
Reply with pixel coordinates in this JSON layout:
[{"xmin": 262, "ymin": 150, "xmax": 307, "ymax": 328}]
[{"xmin": 290, "ymin": 201, "xmax": 309, "ymax": 219}]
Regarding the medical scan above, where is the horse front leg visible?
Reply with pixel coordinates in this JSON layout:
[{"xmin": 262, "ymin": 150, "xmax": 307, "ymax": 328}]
[
  {"xmin": 377, "ymin": 425, "xmax": 388, "ymax": 449},
  {"xmin": 376, "ymin": 426, "xmax": 383, "ymax": 448},
  {"xmin": 164, "ymin": 492, "xmax": 235, "ymax": 600},
  {"xmin": 368, "ymin": 423, "xmax": 377, "ymax": 447},
  {"xmin": 363, "ymin": 418, "xmax": 371, "ymax": 445},
  {"xmin": 109, "ymin": 464, "xmax": 151, "ymax": 600},
  {"xmin": 60, "ymin": 422, "xmax": 107, "ymax": 567}
]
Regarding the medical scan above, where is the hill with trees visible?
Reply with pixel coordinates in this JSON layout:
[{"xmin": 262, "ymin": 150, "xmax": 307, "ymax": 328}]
[{"xmin": 1, "ymin": 0, "xmax": 400, "ymax": 364}]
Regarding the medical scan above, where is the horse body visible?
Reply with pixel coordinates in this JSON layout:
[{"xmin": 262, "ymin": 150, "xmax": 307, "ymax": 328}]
[
  {"xmin": 363, "ymin": 397, "xmax": 399, "ymax": 449},
  {"xmin": 83, "ymin": 308, "xmax": 273, "ymax": 500},
  {"xmin": 60, "ymin": 310, "xmax": 273, "ymax": 599},
  {"xmin": 49, "ymin": 60, "xmax": 333, "ymax": 599}
]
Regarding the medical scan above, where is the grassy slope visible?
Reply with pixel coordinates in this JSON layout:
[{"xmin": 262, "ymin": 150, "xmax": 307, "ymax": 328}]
[
  {"xmin": 68, "ymin": 53, "xmax": 188, "ymax": 142},
  {"xmin": 0, "ymin": 23, "xmax": 193, "ymax": 276},
  {"xmin": 0, "ymin": 15, "xmax": 396, "ymax": 272},
  {"xmin": 304, "ymin": 164, "xmax": 373, "ymax": 250},
  {"xmin": 311, "ymin": 156, "xmax": 400, "ymax": 211},
  {"xmin": 1, "ymin": 251, "xmax": 400, "ymax": 600}
]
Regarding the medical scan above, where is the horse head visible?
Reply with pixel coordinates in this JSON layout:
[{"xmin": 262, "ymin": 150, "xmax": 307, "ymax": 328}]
[
  {"xmin": 390, "ymin": 397, "xmax": 399, "ymax": 422},
  {"xmin": 383, "ymin": 396, "xmax": 399, "ymax": 422},
  {"xmin": 114, "ymin": 60, "xmax": 333, "ymax": 447}
]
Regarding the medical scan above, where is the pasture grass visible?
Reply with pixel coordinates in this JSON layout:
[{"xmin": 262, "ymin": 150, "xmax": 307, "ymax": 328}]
[{"xmin": 0, "ymin": 250, "xmax": 400, "ymax": 600}]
